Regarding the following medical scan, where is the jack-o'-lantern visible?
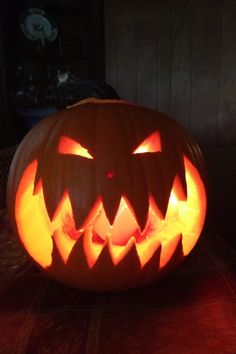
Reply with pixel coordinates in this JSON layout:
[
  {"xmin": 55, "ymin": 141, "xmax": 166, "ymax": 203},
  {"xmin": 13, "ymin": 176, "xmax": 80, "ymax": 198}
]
[{"xmin": 7, "ymin": 98, "xmax": 206, "ymax": 291}]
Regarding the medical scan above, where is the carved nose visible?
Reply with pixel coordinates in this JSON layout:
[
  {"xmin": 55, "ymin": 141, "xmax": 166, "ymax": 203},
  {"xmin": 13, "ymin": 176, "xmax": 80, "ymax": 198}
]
[{"xmin": 106, "ymin": 170, "xmax": 116, "ymax": 179}]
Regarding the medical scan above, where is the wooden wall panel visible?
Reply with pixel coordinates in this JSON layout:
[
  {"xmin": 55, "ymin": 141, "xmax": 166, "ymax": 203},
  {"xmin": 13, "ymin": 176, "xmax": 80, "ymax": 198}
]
[
  {"xmin": 105, "ymin": 0, "xmax": 236, "ymax": 147},
  {"xmin": 105, "ymin": 0, "xmax": 137, "ymax": 102},
  {"xmin": 105, "ymin": 0, "xmax": 118, "ymax": 93},
  {"xmin": 191, "ymin": 0, "xmax": 221, "ymax": 145},
  {"xmin": 218, "ymin": 0, "xmax": 236, "ymax": 146},
  {"xmin": 171, "ymin": 0, "xmax": 192, "ymax": 130},
  {"xmin": 136, "ymin": 0, "xmax": 158, "ymax": 109},
  {"xmin": 156, "ymin": 0, "xmax": 172, "ymax": 116}
]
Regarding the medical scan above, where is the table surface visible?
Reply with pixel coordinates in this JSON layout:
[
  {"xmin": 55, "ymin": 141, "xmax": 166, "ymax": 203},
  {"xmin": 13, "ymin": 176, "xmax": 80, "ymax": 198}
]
[{"xmin": 0, "ymin": 211, "xmax": 236, "ymax": 354}]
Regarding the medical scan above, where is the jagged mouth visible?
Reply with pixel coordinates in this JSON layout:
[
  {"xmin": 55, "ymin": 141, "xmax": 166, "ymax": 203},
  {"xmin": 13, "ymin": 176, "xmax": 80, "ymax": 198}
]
[
  {"xmin": 52, "ymin": 190, "xmax": 184, "ymax": 269},
  {"xmin": 14, "ymin": 157, "xmax": 206, "ymax": 270},
  {"xmin": 62, "ymin": 195, "xmax": 173, "ymax": 247}
]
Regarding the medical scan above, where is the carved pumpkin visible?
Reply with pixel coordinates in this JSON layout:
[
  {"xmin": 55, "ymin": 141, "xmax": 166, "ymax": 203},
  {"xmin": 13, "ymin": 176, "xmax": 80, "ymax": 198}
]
[{"xmin": 7, "ymin": 99, "xmax": 206, "ymax": 291}]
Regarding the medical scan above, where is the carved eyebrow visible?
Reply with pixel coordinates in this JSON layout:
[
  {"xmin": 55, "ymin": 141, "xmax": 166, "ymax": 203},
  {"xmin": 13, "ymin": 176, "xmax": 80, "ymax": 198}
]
[
  {"xmin": 58, "ymin": 136, "xmax": 93, "ymax": 159},
  {"xmin": 133, "ymin": 132, "xmax": 162, "ymax": 154}
]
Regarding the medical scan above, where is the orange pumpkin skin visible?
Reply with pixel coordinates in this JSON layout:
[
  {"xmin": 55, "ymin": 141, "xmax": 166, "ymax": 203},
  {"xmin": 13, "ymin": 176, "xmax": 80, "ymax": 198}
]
[{"xmin": 7, "ymin": 99, "xmax": 206, "ymax": 291}]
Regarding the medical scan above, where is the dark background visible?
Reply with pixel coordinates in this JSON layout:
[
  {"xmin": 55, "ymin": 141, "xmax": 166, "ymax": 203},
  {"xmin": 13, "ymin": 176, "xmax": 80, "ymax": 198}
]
[
  {"xmin": 0, "ymin": 0, "xmax": 104, "ymax": 146},
  {"xmin": 0, "ymin": 0, "xmax": 236, "ymax": 248}
]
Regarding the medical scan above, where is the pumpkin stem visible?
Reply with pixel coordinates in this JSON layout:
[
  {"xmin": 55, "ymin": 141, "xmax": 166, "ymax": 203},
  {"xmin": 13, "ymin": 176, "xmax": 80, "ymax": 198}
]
[{"xmin": 66, "ymin": 97, "xmax": 121, "ymax": 109}]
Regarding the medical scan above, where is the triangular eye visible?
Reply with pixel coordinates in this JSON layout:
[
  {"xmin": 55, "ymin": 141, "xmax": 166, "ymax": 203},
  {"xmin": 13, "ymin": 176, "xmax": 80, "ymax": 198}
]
[
  {"xmin": 58, "ymin": 136, "xmax": 93, "ymax": 159},
  {"xmin": 133, "ymin": 132, "xmax": 162, "ymax": 154}
]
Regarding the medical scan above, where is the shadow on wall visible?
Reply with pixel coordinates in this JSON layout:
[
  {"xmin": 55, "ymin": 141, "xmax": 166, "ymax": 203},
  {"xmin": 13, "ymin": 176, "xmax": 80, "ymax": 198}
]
[{"xmin": 203, "ymin": 146, "xmax": 236, "ymax": 248}]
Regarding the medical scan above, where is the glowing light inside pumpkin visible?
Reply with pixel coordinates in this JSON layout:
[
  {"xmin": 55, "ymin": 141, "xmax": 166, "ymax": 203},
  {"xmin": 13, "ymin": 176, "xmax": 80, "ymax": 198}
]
[
  {"xmin": 15, "ymin": 156, "xmax": 206, "ymax": 270},
  {"xmin": 58, "ymin": 136, "xmax": 93, "ymax": 159},
  {"xmin": 106, "ymin": 171, "xmax": 116, "ymax": 179},
  {"xmin": 133, "ymin": 131, "xmax": 162, "ymax": 154}
]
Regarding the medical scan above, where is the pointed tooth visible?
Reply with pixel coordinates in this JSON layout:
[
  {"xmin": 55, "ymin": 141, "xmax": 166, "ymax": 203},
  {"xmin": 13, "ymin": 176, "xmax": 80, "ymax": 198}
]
[
  {"xmin": 52, "ymin": 230, "xmax": 77, "ymax": 264},
  {"xmin": 42, "ymin": 180, "xmax": 64, "ymax": 221},
  {"xmin": 36, "ymin": 158, "xmax": 64, "ymax": 221},
  {"xmin": 33, "ymin": 160, "xmax": 41, "ymax": 191},
  {"xmin": 176, "ymin": 157, "xmax": 187, "ymax": 200},
  {"xmin": 124, "ymin": 192, "xmax": 149, "ymax": 232},
  {"xmin": 88, "ymin": 237, "xmax": 142, "ymax": 291},
  {"xmin": 68, "ymin": 189, "xmax": 98, "ymax": 230},
  {"xmin": 151, "ymin": 189, "xmax": 170, "ymax": 220},
  {"xmin": 172, "ymin": 174, "xmax": 187, "ymax": 201},
  {"xmin": 159, "ymin": 233, "xmax": 183, "ymax": 269},
  {"xmin": 150, "ymin": 171, "xmax": 175, "ymax": 220},
  {"xmin": 66, "ymin": 233, "xmax": 89, "ymax": 268},
  {"xmin": 48, "ymin": 235, "xmax": 65, "ymax": 268},
  {"xmin": 95, "ymin": 197, "xmax": 138, "ymax": 246},
  {"xmin": 107, "ymin": 236, "xmax": 136, "ymax": 266},
  {"xmin": 83, "ymin": 226, "xmax": 105, "ymax": 268},
  {"xmin": 33, "ymin": 172, "xmax": 41, "ymax": 195},
  {"xmin": 120, "ymin": 157, "xmax": 149, "ymax": 231},
  {"xmin": 136, "ymin": 237, "xmax": 161, "ymax": 268},
  {"xmin": 111, "ymin": 236, "xmax": 141, "ymax": 267},
  {"xmin": 141, "ymin": 246, "xmax": 162, "ymax": 285},
  {"xmin": 101, "ymin": 188, "xmax": 122, "ymax": 226},
  {"xmin": 134, "ymin": 207, "xmax": 148, "ymax": 233}
]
